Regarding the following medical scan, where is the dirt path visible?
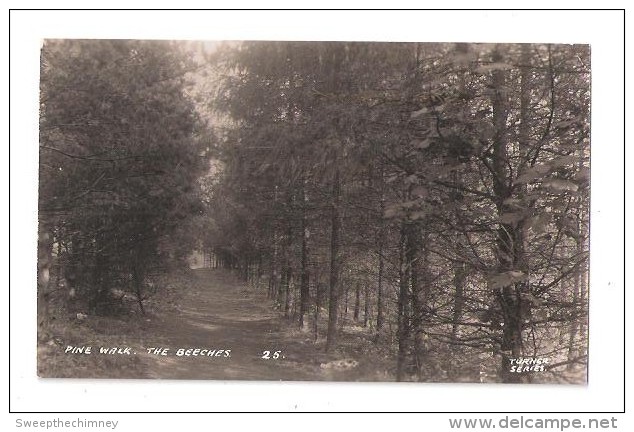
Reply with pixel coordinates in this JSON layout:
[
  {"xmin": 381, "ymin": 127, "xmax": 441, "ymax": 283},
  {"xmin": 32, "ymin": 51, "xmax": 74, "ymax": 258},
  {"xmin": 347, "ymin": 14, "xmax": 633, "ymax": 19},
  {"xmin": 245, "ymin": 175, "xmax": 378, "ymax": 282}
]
[{"xmin": 139, "ymin": 269, "xmax": 333, "ymax": 381}]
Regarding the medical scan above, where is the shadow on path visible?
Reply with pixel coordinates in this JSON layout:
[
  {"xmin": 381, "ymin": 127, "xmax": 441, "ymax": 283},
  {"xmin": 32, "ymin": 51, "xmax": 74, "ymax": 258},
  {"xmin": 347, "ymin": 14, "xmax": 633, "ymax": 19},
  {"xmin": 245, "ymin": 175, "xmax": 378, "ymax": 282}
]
[{"xmin": 140, "ymin": 269, "xmax": 330, "ymax": 381}]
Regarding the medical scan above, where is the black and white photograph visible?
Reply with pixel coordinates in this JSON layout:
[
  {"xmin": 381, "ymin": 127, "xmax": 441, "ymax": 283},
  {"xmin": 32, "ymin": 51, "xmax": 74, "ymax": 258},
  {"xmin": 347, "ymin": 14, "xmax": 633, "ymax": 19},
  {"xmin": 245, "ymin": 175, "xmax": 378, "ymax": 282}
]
[{"xmin": 36, "ymin": 39, "xmax": 591, "ymax": 384}]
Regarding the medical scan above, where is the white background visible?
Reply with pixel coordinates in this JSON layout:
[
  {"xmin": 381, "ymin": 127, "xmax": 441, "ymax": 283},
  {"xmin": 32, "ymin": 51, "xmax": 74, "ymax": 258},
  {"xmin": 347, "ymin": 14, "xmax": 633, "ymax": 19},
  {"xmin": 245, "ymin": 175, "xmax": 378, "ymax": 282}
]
[{"xmin": 6, "ymin": 4, "xmax": 629, "ymax": 430}]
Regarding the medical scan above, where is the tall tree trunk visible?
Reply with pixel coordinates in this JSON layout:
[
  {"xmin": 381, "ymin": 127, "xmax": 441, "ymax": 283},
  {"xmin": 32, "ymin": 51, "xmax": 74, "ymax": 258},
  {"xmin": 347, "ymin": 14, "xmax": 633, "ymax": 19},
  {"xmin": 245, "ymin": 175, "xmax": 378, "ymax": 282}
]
[
  {"xmin": 326, "ymin": 168, "xmax": 342, "ymax": 352},
  {"xmin": 570, "ymin": 171, "xmax": 589, "ymax": 365},
  {"xmin": 452, "ymin": 263, "xmax": 466, "ymax": 341},
  {"xmin": 343, "ymin": 281, "xmax": 349, "ymax": 322},
  {"xmin": 256, "ymin": 253, "xmax": 262, "ymax": 290},
  {"xmin": 276, "ymin": 265, "xmax": 286, "ymax": 308},
  {"xmin": 37, "ymin": 218, "xmax": 53, "ymax": 340},
  {"xmin": 376, "ymin": 243, "xmax": 384, "ymax": 334},
  {"xmin": 278, "ymin": 215, "xmax": 293, "ymax": 311},
  {"xmin": 299, "ymin": 180, "xmax": 310, "ymax": 329},
  {"xmin": 314, "ymin": 275, "xmax": 321, "ymax": 341},
  {"xmin": 450, "ymin": 44, "xmax": 469, "ymax": 345},
  {"xmin": 575, "ymin": 70, "xmax": 590, "ymax": 361},
  {"xmin": 132, "ymin": 263, "xmax": 146, "ymax": 315},
  {"xmin": 407, "ymin": 223, "xmax": 428, "ymax": 380},
  {"xmin": 578, "ymin": 264, "xmax": 588, "ymax": 358},
  {"xmin": 283, "ymin": 192, "xmax": 294, "ymax": 317},
  {"xmin": 363, "ymin": 282, "xmax": 370, "ymax": 327},
  {"xmin": 269, "ymin": 235, "xmax": 279, "ymax": 300},
  {"xmin": 269, "ymin": 186, "xmax": 280, "ymax": 299},
  {"xmin": 375, "ymin": 170, "xmax": 386, "ymax": 338},
  {"xmin": 90, "ymin": 232, "xmax": 111, "ymax": 315},
  {"xmin": 353, "ymin": 283, "xmax": 361, "ymax": 322},
  {"xmin": 490, "ymin": 45, "xmax": 526, "ymax": 383},
  {"xmin": 284, "ymin": 268, "xmax": 292, "ymax": 318},
  {"xmin": 567, "ymin": 262, "xmax": 581, "ymax": 369},
  {"xmin": 396, "ymin": 224, "xmax": 411, "ymax": 381}
]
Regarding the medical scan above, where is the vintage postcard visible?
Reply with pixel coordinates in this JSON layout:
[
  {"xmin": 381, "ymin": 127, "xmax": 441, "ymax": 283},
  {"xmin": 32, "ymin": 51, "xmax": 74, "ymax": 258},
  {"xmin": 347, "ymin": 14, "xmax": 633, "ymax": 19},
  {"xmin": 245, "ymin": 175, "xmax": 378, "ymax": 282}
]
[{"xmin": 37, "ymin": 40, "xmax": 589, "ymax": 384}]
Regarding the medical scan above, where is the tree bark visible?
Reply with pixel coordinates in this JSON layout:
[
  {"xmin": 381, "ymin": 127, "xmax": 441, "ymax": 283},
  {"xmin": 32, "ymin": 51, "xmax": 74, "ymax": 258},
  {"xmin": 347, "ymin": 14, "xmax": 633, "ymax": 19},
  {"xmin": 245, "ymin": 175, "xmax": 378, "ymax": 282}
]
[
  {"xmin": 299, "ymin": 180, "xmax": 310, "ymax": 329},
  {"xmin": 37, "ymin": 219, "xmax": 54, "ymax": 340},
  {"xmin": 284, "ymin": 266, "xmax": 292, "ymax": 318},
  {"xmin": 490, "ymin": 45, "xmax": 526, "ymax": 383},
  {"xmin": 396, "ymin": 224, "xmax": 411, "ymax": 381},
  {"xmin": 452, "ymin": 263, "xmax": 466, "ymax": 341},
  {"xmin": 326, "ymin": 168, "xmax": 342, "ymax": 352},
  {"xmin": 132, "ymin": 263, "xmax": 146, "ymax": 315},
  {"xmin": 407, "ymin": 223, "xmax": 428, "ymax": 379},
  {"xmin": 343, "ymin": 281, "xmax": 350, "ymax": 322},
  {"xmin": 314, "ymin": 275, "xmax": 321, "ymax": 341},
  {"xmin": 353, "ymin": 283, "xmax": 361, "ymax": 322},
  {"xmin": 363, "ymin": 282, "xmax": 370, "ymax": 327},
  {"xmin": 375, "ymin": 169, "xmax": 386, "ymax": 338}
]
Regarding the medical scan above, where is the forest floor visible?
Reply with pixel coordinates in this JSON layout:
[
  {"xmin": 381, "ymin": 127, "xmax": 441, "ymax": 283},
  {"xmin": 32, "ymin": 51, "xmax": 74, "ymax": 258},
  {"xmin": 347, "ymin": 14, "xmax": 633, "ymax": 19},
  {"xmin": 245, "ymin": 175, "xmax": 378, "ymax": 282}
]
[{"xmin": 38, "ymin": 268, "xmax": 393, "ymax": 381}]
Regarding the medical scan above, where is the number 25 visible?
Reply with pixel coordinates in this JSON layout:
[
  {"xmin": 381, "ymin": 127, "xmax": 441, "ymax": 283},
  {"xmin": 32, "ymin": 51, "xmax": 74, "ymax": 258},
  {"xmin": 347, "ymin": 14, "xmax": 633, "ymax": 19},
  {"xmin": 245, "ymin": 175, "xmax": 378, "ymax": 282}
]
[{"xmin": 261, "ymin": 350, "xmax": 281, "ymax": 359}]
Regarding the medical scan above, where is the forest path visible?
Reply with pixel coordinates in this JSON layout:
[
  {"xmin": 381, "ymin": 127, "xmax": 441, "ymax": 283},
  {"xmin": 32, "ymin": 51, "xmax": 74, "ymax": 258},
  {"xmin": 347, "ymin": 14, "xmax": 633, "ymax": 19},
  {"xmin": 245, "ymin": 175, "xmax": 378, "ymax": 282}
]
[{"xmin": 140, "ymin": 268, "xmax": 335, "ymax": 381}]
